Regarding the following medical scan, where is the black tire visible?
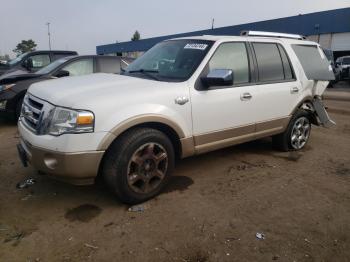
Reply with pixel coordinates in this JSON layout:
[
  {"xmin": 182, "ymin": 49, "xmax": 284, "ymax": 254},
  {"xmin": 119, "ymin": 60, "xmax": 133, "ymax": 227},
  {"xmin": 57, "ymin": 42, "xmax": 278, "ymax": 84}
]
[
  {"xmin": 101, "ymin": 127, "xmax": 175, "ymax": 204},
  {"xmin": 15, "ymin": 97, "xmax": 24, "ymax": 120},
  {"xmin": 272, "ymin": 110, "xmax": 312, "ymax": 152}
]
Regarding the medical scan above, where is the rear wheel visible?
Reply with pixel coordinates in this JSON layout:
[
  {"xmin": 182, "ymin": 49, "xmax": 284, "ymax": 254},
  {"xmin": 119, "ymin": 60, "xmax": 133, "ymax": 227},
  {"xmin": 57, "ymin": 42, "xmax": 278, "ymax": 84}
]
[
  {"xmin": 273, "ymin": 110, "xmax": 311, "ymax": 151},
  {"xmin": 102, "ymin": 128, "xmax": 175, "ymax": 204}
]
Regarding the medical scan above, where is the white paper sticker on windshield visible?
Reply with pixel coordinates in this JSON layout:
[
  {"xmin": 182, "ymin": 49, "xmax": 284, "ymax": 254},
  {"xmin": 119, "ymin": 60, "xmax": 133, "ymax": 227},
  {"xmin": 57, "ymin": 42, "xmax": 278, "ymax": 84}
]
[{"xmin": 184, "ymin": 43, "xmax": 208, "ymax": 50}]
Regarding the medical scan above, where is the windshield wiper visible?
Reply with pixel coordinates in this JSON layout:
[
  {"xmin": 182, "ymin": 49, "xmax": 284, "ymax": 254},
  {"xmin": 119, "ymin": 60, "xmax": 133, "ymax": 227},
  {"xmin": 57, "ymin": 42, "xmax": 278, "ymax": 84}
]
[{"xmin": 128, "ymin": 69, "xmax": 160, "ymax": 81}]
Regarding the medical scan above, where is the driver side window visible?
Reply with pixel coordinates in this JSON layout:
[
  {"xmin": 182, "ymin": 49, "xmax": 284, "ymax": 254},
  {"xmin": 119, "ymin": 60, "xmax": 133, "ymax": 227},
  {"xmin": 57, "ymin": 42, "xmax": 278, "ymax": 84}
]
[
  {"xmin": 208, "ymin": 42, "xmax": 250, "ymax": 85},
  {"xmin": 62, "ymin": 59, "xmax": 93, "ymax": 76},
  {"xmin": 28, "ymin": 54, "xmax": 51, "ymax": 68}
]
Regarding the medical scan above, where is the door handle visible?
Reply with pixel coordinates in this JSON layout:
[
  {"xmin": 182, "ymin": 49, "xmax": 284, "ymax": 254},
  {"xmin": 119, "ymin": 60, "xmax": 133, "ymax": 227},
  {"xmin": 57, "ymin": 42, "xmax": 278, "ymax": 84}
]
[
  {"xmin": 175, "ymin": 96, "xmax": 189, "ymax": 105},
  {"xmin": 241, "ymin": 92, "xmax": 252, "ymax": 101},
  {"xmin": 291, "ymin": 87, "xmax": 299, "ymax": 93}
]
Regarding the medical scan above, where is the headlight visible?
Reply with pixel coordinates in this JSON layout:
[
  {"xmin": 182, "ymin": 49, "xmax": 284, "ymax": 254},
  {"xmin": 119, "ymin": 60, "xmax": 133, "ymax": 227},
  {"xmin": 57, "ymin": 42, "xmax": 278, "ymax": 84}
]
[
  {"xmin": 0, "ymin": 84, "xmax": 15, "ymax": 93},
  {"xmin": 47, "ymin": 107, "xmax": 94, "ymax": 136}
]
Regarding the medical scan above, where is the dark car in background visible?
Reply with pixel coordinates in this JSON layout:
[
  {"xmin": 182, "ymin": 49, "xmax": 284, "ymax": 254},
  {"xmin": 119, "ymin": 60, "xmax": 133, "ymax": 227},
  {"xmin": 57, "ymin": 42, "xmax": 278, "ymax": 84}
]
[
  {"xmin": 0, "ymin": 50, "xmax": 78, "ymax": 76},
  {"xmin": 0, "ymin": 55, "xmax": 130, "ymax": 119}
]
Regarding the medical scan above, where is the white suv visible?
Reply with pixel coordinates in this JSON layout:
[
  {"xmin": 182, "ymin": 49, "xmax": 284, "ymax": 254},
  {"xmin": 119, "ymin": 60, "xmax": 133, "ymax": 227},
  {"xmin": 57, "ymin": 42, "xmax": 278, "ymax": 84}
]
[{"xmin": 17, "ymin": 31, "xmax": 335, "ymax": 204}]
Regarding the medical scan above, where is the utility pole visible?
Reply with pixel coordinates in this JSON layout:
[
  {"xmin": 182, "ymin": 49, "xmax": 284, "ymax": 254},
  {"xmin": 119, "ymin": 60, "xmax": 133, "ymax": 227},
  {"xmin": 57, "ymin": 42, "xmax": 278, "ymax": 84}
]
[
  {"xmin": 46, "ymin": 22, "xmax": 51, "ymax": 50},
  {"xmin": 211, "ymin": 18, "xmax": 215, "ymax": 30}
]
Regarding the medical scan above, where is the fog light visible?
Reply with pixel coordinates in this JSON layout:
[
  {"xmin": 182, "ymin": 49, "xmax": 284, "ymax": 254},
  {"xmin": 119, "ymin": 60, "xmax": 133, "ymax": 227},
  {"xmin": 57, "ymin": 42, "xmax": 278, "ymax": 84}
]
[
  {"xmin": 44, "ymin": 155, "xmax": 58, "ymax": 170},
  {"xmin": 0, "ymin": 100, "xmax": 7, "ymax": 110}
]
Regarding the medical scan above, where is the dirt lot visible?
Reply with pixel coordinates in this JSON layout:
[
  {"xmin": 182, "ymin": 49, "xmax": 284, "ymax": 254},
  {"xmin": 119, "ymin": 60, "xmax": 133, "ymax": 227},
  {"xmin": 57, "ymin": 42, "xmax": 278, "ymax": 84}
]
[{"xmin": 1, "ymin": 94, "xmax": 350, "ymax": 261}]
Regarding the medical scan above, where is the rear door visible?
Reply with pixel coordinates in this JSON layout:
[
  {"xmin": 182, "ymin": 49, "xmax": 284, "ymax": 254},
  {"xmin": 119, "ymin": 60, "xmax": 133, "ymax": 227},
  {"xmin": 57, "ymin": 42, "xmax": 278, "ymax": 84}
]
[{"xmin": 249, "ymin": 42, "xmax": 301, "ymax": 133}]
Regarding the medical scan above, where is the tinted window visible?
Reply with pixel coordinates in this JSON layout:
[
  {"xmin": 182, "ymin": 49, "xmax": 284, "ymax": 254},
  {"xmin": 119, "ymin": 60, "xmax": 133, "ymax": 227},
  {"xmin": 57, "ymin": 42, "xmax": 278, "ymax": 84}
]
[
  {"xmin": 97, "ymin": 57, "xmax": 121, "ymax": 74},
  {"xmin": 62, "ymin": 59, "xmax": 93, "ymax": 76},
  {"xmin": 253, "ymin": 43, "xmax": 284, "ymax": 82},
  {"xmin": 343, "ymin": 57, "xmax": 350, "ymax": 65},
  {"xmin": 208, "ymin": 42, "xmax": 249, "ymax": 84},
  {"xmin": 29, "ymin": 54, "xmax": 51, "ymax": 68},
  {"xmin": 278, "ymin": 45, "xmax": 294, "ymax": 80},
  {"xmin": 292, "ymin": 45, "xmax": 334, "ymax": 81}
]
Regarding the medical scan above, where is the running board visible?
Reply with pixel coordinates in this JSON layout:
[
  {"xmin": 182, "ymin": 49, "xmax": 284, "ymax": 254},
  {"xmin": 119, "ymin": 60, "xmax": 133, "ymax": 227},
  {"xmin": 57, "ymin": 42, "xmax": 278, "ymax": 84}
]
[{"xmin": 312, "ymin": 97, "xmax": 336, "ymax": 128}]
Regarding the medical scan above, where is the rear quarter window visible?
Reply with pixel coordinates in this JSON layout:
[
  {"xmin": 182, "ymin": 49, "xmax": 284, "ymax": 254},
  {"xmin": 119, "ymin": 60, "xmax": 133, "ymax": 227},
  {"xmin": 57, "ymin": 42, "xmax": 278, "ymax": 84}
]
[
  {"xmin": 291, "ymin": 45, "xmax": 335, "ymax": 81},
  {"xmin": 97, "ymin": 57, "xmax": 121, "ymax": 74}
]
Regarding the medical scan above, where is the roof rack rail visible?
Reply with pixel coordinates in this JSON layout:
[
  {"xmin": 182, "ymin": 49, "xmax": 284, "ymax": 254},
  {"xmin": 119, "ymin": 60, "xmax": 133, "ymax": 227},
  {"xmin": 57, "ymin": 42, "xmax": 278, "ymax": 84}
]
[{"xmin": 240, "ymin": 31, "xmax": 306, "ymax": 40}]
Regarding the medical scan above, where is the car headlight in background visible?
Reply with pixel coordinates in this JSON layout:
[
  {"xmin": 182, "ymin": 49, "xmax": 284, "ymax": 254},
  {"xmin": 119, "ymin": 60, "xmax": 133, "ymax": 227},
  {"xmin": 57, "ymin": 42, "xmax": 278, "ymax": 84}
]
[
  {"xmin": 0, "ymin": 84, "xmax": 15, "ymax": 93},
  {"xmin": 47, "ymin": 107, "xmax": 94, "ymax": 136}
]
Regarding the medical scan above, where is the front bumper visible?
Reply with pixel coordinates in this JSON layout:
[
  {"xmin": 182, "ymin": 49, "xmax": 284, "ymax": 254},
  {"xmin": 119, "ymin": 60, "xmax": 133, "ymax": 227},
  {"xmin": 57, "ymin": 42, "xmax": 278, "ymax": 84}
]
[
  {"xmin": 17, "ymin": 120, "xmax": 106, "ymax": 185},
  {"xmin": 17, "ymin": 138, "xmax": 104, "ymax": 185}
]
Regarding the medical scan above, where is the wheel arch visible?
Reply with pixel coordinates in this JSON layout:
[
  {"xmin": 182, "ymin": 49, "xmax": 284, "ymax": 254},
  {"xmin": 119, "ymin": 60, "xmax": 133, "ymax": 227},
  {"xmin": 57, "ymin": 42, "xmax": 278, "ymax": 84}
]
[
  {"xmin": 291, "ymin": 96, "xmax": 319, "ymax": 125},
  {"xmin": 98, "ymin": 115, "xmax": 190, "ymax": 160}
]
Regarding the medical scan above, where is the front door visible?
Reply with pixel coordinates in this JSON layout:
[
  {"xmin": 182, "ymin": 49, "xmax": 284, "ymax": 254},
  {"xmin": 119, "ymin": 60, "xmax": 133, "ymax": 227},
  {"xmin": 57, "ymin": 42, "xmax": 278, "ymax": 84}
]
[{"xmin": 190, "ymin": 42, "xmax": 259, "ymax": 153}]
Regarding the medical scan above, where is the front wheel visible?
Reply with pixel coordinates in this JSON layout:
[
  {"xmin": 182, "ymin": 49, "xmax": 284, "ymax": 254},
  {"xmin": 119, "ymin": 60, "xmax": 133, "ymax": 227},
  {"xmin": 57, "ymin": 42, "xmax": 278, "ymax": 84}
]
[
  {"xmin": 101, "ymin": 128, "xmax": 175, "ymax": 204},
  {"xmin": 273, "ymin": 110, "xmax": 311, "ymax": 151}
]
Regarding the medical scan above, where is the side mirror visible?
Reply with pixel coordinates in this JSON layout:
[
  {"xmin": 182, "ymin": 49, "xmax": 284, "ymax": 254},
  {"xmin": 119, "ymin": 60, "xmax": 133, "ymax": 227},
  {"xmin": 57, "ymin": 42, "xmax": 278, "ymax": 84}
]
[
  {"xmin": 201, "ymin": 69, "xmax": 233, "ymax": 88},
  {"xmin": 22, "ymin": 58, "xmax": 33, "ymax": 70},
  {"xmin": 55, "ymin": 70, "xmax": 70, "ymax": 78}
]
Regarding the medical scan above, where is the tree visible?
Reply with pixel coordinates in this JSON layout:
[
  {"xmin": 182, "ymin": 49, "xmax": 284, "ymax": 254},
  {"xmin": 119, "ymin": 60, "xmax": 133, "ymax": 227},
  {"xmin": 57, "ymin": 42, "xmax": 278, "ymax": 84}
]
[
  {"xmin": 131, "ymin": 30, "xmax": 141, "ymax": 41},
  {"xmin": 13, "ymin": 39, "xmax": 37, "ymax": 56},
  {"xmin": 0, "ymin": 54, "xmax": 10, "ymax": 61}
]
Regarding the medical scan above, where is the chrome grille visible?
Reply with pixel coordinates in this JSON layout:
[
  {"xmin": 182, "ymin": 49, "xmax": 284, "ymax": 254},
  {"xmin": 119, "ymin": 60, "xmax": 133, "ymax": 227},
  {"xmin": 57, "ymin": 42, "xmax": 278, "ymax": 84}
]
[{"xmin": 21, "ymin": 94, "xmax": 44, "ymax": 133}]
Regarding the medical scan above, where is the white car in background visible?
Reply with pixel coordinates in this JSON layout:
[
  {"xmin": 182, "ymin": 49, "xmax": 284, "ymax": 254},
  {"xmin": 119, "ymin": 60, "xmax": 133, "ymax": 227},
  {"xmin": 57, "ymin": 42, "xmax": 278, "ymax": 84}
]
[{"xmin": 17, "ymin": 31, "xmax": 335, "ymax": 204}]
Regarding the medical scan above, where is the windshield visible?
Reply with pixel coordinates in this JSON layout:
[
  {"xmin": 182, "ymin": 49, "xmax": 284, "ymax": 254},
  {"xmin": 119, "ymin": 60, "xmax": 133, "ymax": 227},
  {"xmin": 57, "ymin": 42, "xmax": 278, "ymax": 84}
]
[
  {"xmin": 343, "ymin": 57, "xmax": 350, "ymax": 65},
  {"xmin": 35, "ymin": 57, "xmax": 71, "ymax": 75},
  {"xmin": 124, "ymin": 39, "xmax": 214, "ymax": 82},
  {"xmin": 8, "ymin": 53, "xmax": 28, "ymax": 66}
]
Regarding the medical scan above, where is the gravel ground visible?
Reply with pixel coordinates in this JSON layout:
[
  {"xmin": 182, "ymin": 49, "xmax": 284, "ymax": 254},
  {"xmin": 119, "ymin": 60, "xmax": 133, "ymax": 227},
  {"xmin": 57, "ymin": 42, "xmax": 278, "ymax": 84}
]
[{"xmin": 0, "ymin": 91, "xmax": 349, "ymax": 261}]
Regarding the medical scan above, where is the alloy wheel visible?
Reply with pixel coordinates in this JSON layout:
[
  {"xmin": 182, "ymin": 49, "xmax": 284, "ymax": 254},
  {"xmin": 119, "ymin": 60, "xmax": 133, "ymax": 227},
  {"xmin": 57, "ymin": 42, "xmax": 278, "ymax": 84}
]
[
  {"xmin": 290, "ymin": 116, "xmax": 310, "ymax": 149},
  {"xmin": 127, "ymin": 142, "xmax": 168, "ymax": 194}
]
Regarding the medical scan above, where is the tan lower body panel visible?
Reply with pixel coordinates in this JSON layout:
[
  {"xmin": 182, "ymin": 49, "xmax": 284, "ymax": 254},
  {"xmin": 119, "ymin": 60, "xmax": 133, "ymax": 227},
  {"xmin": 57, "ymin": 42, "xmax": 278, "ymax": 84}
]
[
  {"xmin": 20, "ymin": 139, "xmax": 104, "ymax": 185},
  {"xmin": 181, "ymin": 116, "xmax": 290, "ymax": 157}
]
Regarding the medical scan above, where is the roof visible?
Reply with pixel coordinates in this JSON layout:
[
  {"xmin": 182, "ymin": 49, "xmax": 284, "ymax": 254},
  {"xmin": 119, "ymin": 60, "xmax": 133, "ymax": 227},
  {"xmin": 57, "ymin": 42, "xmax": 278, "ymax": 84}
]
[{"xmin": 96, "ymin": 7, "xmax": 350, "ymax": 54}]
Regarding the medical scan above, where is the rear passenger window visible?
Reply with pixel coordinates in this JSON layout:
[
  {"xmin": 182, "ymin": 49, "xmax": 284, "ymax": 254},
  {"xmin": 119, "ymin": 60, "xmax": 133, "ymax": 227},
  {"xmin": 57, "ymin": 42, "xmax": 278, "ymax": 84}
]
[
  {"xmin": 208, "ymin": 42, "xmax": 250, "ymax": 85},
  {"xmin": 278, "ymin": 45, "xmax": 294, "ymax": 80},
  {"xmin": 253, "ymin": 43, "xmax": 284, "ymax": 82}
]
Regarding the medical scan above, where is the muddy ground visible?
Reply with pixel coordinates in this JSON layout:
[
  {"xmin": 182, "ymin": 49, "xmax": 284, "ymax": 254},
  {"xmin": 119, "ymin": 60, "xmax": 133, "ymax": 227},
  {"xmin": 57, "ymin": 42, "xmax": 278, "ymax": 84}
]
[{"xmin": 0, "ymin": 97, "xmax": 350, "ymax": 261}]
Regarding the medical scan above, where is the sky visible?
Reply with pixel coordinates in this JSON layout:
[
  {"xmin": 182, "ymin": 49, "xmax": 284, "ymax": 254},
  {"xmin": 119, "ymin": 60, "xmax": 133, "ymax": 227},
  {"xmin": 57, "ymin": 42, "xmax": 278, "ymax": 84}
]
[{"xmin": 0, "ymin": 0, "xmax": 349, "ymax": 57}]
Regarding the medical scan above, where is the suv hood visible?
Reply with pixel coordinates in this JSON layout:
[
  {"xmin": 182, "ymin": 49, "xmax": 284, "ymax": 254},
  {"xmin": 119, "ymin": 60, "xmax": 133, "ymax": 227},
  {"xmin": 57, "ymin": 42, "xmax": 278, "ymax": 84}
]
[{"xmin": 28, "ymin": 73, "xmax": 178, "ymax": 109}]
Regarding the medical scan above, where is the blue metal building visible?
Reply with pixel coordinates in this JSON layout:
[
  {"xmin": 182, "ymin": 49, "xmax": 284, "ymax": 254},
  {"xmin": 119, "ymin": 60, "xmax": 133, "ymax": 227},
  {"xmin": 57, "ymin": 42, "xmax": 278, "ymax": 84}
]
[{"xmin": 96, "ymin": 8, "xmax": 350, "ymax": 57}]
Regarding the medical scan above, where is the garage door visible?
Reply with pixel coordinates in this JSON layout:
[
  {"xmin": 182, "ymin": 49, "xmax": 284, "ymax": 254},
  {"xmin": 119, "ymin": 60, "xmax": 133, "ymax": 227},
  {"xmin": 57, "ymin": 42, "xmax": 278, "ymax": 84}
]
[{"xmin": 331, "ymin": 33, "xmax": 350, "ymax": 51}]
